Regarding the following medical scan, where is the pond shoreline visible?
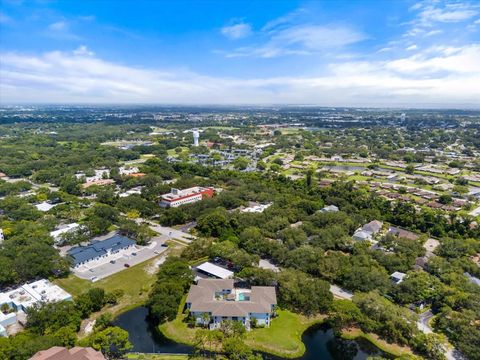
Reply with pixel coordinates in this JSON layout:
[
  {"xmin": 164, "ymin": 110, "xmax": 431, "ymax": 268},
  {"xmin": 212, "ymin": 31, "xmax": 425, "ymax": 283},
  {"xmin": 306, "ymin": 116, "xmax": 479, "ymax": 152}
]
[{"xmin": 114, "ymin": 306, "xmax": 409, "ymax": 359}]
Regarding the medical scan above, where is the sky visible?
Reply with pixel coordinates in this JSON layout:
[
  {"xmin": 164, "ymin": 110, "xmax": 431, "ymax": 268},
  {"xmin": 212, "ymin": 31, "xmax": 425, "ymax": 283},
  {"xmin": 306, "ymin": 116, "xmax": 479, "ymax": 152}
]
[{"xmin": 0, "ymin": 0, "xmax": 479, "ymax": 107}]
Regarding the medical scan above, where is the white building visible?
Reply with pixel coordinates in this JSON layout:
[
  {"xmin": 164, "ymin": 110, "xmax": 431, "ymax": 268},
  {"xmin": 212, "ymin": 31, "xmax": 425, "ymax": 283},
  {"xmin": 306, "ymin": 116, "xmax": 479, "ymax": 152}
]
[
  {"xmin": 119, "ymin": 166, "xmax": 139, "ymax": 176},
  {"xmin": 195, "ymin": 262, "xmax": 234, "ymax": 279},
  {"xmin": 391, "ymin": 271, "xmax": 407, "ymax": 285},
  {"xmin": 320, "ymin": 205, "xmax": 339, "ymax": 213},
  {"xmin": 159, "ymin": 187, "xmax": 214, "ymax": 208},
  {"xmin": 50, "ymin": 223, "xmax": 80, "ymax": 243},
  {"xmin": 35, "ymin": 202, "xmax": 57, "ymax": 212},
  {"xmin": 0, "ymin": 279, "xmax": 72, "ymax": 337},
  {"xmin": 241, "ymin": 203, "xmax": 272, "ymax": 213}
]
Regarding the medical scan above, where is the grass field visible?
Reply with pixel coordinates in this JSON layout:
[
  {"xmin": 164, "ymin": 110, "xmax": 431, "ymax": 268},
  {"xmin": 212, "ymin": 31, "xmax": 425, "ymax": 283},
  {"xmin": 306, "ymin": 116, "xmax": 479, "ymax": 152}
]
[
  {"xmin": 167, "ymin": 147, "xmax": 189, "ymax": 156},
  {"xmin": 54, "ymin": 254, "xmax": 161, "ymax": 317},
  {"xmin": 244, "ymin": 310, "xmax": 326, "ymax": 358}
]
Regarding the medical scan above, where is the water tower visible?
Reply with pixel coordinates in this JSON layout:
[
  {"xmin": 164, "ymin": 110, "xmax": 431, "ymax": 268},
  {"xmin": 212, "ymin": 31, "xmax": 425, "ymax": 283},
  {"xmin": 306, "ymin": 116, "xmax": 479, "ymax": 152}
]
[{"xmin": 193, "ymin": 130, "xmax": 200, "ymax": 147}]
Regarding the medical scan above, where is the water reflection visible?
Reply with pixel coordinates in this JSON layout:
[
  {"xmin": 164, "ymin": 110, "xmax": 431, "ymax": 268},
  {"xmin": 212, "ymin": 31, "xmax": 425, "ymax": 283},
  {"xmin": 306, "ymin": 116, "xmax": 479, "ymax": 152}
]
[{"xmin": 114, "ymin": 307, "xmax": 391, "ymax": 359}]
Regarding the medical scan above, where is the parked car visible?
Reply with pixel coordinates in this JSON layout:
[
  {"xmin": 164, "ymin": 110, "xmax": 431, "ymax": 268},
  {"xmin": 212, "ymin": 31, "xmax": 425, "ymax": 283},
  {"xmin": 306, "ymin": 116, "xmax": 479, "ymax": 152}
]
[
  {"xmin": 132, "ymin": 252, "xmax": 137, "ymax": 256},
  {"xmin": 110, "ymin": 260, "xmax": 116, "ymax": 264},
  {"xmin": 124, "ymin": 263, "xmax": 130, "ymax": 268}
]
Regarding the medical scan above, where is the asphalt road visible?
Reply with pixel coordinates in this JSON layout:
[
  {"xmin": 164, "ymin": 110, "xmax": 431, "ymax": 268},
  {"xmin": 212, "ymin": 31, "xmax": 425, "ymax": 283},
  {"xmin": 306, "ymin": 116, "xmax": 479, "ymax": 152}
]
[
  {"xmin": 144, "ymin": 220, "xmax": 196, "ymax": 243},
  {"xmin": 417, "ymin": 309, "xmax": 434, "ymax": 334}
]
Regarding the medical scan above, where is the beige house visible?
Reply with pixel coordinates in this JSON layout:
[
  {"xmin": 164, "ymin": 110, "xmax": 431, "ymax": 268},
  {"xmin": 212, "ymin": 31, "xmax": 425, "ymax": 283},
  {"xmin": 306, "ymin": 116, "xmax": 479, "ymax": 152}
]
[
  {"xmin": 31, "ymin": 347, "xmax": 105, "ymax": 360},
  {"xmin": 186, "ymin": 279, "xmax": 276, "ymax": 330}
]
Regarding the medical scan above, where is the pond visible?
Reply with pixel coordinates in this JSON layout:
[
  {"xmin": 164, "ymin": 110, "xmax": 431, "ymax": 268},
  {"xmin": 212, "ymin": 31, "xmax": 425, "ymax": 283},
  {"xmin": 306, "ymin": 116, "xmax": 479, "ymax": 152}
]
[{"xmin": 113, "ymin": 307, "xmax": 392, "ymax": 360}]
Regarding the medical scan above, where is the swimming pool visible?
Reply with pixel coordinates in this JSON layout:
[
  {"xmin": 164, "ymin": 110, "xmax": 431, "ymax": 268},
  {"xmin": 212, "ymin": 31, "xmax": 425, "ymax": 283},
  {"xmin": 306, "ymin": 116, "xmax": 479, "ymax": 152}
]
[{"xmin": 238, "ymin": 293, "xmax": 250, "ymax": 301}]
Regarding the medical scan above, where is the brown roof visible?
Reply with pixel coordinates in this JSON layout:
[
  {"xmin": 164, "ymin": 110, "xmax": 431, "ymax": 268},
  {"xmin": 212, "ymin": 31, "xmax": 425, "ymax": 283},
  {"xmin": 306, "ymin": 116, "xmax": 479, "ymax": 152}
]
[
  {"xmin": 388, "ymin": 226, "xmax": 419, "ymax": 241},
  {"xmin": 30, "ymin": 347, "xmax": 105, "ymax": 360},
  {"xmin": 186, "ymin": 279, "xmax": 276, "ymax": 317}
]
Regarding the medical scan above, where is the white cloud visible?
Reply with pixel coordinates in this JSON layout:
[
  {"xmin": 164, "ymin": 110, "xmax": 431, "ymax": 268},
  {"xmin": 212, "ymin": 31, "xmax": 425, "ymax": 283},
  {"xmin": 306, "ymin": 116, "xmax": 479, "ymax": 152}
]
[
  {"xmin": 73, "ymin": 45, "xmax": 94, "ymax": 56},
  {"xmin": 226, "ymin": 24, "xmax": 366, "ymax": 58},
  {"xmin": 221, "ymin": 23, "xmax": 252, "ymax": 39},
  {"xmin": 48, "ymin": 21, "xmax": 67, "ymax": 31},
  {"xmin": 45, "ymin": 20, "xmax": 81, "ymax": 40},
  {"xmin": 419, "ymin": 6, "xmax": 478, "ymax": 23},
  {"xmin": 1, "ymin": 46, "xmax": 479, "ymax": 106},
  {"xmin": 410, "ymin": 1, "xmax": 479, "ymax": 28},
  {"xmin": 425, "ymin": 29, "xmax": 442, "ymax": 36},
  {"xmin": 406, "ymin": 44, "xmax": 418, "ymax": 51}
]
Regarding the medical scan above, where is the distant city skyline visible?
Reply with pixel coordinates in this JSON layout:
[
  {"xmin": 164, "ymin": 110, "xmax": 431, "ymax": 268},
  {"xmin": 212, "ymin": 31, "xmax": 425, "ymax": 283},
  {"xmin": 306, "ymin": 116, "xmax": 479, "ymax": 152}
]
[{"xmin": 1, "ymin": 0, "xmax": 479, "ymax": 107}]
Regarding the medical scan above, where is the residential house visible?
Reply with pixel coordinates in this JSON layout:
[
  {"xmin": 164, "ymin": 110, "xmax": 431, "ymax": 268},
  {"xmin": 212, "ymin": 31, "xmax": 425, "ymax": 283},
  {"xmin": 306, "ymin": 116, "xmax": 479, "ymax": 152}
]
[
  {"xmin": 353, "ymin": 220, "xmax": 383, "ymax": 241},
  {"xmin": 320, "ymin": 205, "xmax": 339, "ymax": 213},
  {"xmin": 391, "ymin": 271, "xmax": 407, "ymax": 285},
  {"xmin": 31, "ymin": 347, "xmax": 105, "ymax": 360},
  {"xmin": 186, "ymin": 279, "xmax": 276, "ymax": 330}
]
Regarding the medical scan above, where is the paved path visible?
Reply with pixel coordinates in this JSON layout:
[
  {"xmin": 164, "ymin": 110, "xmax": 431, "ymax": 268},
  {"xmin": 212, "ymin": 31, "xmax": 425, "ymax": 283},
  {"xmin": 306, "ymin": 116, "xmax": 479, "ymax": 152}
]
[
  {"xmin": 417, "ymin": 310, "xmax": 434, "ymax": 334},
  {"xmin": 330, "ymin": 284, "xmax": 353, "ymax": 300},
  {"xmin": 145, "ymin": 221, "xmax": 196, "ymax": 243},
  {"xmin": 469, "ymin": 205, "xmax": 480, "ymax": 216},
  {"xmin": 416, "ymin": 310, "xmax": 465, "ymax": 360}
]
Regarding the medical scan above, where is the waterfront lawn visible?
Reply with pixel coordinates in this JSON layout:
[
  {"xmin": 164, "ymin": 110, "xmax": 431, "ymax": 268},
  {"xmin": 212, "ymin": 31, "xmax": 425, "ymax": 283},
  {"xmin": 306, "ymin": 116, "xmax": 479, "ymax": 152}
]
[
  {"xmin": 159, "ymin": 307, "xmax": 325, "ymax": 358},
  {"xmin": 245, "ymin": 309, "xmax": 325, "ymax": 358},
  {"xmin": 341, "ymin": 328, "xmax": 413, "ymax": 357}
]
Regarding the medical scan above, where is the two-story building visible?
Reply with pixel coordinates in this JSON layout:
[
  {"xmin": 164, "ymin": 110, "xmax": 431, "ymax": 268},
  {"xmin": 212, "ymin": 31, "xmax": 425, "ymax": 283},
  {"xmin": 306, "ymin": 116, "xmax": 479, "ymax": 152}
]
[
  {"xmin": 185, "ymin": 279, "xmax": 276, "ymax": 330},
  {"xmin": 159, "ymin": 187, "xmax": 214, "ymax": 208}
]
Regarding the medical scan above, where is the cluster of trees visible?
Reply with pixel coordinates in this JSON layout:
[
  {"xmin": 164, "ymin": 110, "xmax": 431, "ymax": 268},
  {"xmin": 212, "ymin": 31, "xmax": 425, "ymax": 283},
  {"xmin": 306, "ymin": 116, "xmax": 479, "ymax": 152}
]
[
  {"xmin": 172, "ymin": 171, "xmax": 479, "ymax": 359},
  {"xmin": 328, "ymin": 294, "xmax": 447, "ymax": 360},
  {"xmin": 0, "ymin": 220, "xmax": 70, "ymax": 287},
  {"xmin": 0, "ymin": 287, "xmax": 126, "ymax": 360},
  {"xmin": 147, "ymin": 257, "xmax": 194, "ymax": 323},
  {"xmin": 193, "ymin": 320, "xmax": 261, "ymax": 360}
]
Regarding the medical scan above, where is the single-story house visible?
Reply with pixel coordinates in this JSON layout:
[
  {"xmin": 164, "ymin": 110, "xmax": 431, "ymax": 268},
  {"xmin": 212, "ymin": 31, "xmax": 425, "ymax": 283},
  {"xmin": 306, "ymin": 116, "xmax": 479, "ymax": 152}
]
[
  {"xmin": 388, "ymin": 227, "xmax": 419, "ymax": 241},
  {"xmin": 186, "ymin": 279, "xmax": 276, "ymax": 330},
  {"xmin": 391, "ymin": 271, "xmax": 407, "ymax": 285},
  {"xmin": 353, "ymin": 220, "xmax": 383, "ymax": 241},
  {"xmin": 320, "ymin": 205, "xmax": 339, "ymax": 213}
]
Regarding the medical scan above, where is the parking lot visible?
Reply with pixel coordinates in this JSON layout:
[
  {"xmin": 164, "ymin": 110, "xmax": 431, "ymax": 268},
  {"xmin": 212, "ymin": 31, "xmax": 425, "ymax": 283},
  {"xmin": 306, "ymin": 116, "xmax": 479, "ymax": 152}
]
[{"xmin": 73, "ymin": 237, "xmax": 169, "ymax": 281}]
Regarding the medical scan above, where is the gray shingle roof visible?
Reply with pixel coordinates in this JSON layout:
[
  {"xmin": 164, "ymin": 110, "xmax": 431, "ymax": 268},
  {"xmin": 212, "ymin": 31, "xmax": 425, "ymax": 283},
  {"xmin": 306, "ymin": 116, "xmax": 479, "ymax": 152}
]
[{"xmin": 186, "ymin": 279, "xmax": 276, "ymax": 317}]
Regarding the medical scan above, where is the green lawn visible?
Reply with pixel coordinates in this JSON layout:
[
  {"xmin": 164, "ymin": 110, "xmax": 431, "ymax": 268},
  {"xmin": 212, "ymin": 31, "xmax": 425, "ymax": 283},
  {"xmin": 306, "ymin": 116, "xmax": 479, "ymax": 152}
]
[
  {"xmin": 167, "ymin": 147, "xmax": 189, "ymax": 156},
  {"xmin": 54, "ymin": 255, "xmax": 160, "ymax": 316},
  {"xmin": 159, "ymin": 306, "xmax": 325, "ymax": 359},
  {"xmin": 245, "ymin": 309, "xmax": 326, "ymax": 358}
]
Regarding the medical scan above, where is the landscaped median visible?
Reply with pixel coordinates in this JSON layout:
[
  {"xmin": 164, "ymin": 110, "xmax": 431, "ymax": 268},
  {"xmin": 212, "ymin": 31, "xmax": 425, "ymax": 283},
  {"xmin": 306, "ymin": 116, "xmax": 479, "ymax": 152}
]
[{"xmin": 159, "ymin": 305, "xmax": 326, "ymax": 359}]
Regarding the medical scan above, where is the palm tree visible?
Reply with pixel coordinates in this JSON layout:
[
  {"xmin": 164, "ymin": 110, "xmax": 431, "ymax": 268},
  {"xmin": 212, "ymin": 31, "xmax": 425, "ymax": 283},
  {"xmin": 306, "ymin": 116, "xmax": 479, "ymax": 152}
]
[{"xmin": 201, "ymin": 312, "xmax": 210, "ymax": 328}]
